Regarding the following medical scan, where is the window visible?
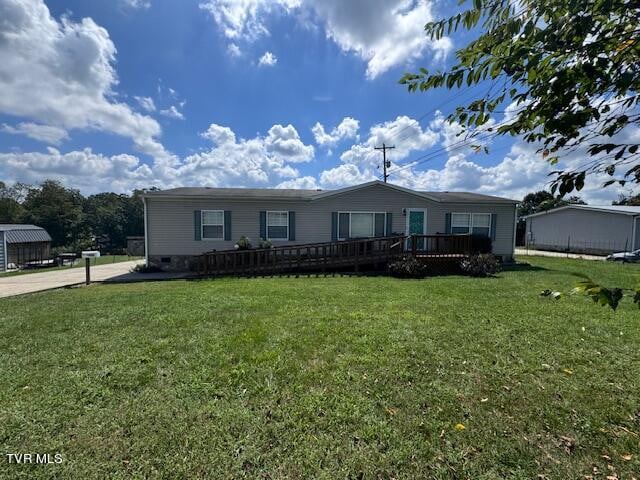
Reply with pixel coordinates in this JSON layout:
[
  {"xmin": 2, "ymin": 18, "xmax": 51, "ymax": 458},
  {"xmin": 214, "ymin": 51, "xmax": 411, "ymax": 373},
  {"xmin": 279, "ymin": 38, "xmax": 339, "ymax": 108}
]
[
  {"xmin": 267, "ymin": 211, "xmax": 289, "ymax": 240},
  {"xmin": 338, "ymin": 212, "xmax": 386, "ymax": 239},
  {"xmin": 451, "ymin": 213, "xmax": 471, "ymax": 234},
  {"xmin": 202, "ymin": 210, "xmax": 224, "ymax": 239},
  {"xmin": 471, "ymin": 213, "xmax": 491, "ymax": 237},
  {"xmin": 451, "ymin": 212, "xmax": 492, "ymax": 237}
]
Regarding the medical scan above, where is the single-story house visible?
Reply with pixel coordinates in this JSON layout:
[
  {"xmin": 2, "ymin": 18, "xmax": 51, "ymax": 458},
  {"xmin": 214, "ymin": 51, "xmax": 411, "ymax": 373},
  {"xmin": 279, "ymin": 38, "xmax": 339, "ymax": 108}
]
[
  {"xmin": 0, "ymin": 224, "xmax": 52, "ymax": 271},
  {"xmin": 523, "ymin": 204, "xmax": 640, "ymax": 254},
  {"xmin": 142, "ymin": 181, "xmax": 518, "ymax": 271}
]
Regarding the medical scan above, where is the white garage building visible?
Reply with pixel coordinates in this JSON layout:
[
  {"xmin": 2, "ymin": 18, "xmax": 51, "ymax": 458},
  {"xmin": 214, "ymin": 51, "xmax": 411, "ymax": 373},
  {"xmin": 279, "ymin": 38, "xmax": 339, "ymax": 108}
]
[{"xmin": 523, "ymin": 205, "xmax": 640, "ymax": 255}]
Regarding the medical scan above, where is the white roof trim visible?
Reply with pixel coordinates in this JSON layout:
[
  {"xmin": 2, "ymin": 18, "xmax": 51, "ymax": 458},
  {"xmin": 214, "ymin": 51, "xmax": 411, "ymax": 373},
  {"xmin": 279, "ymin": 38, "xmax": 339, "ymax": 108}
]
[
  {"xmin": 310, "ymin": 180, "xmax": 442, "ymax": 202},
  {"xmin": 522, "ymin": 204, "xmax": 640, "ymax": 219}
]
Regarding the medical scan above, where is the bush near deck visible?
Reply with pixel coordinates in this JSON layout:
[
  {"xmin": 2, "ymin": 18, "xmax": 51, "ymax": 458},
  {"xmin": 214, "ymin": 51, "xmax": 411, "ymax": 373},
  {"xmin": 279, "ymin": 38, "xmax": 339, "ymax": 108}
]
[{"xmin": 0, "ymin": 256, "xmax": 638, "ymax": 479}]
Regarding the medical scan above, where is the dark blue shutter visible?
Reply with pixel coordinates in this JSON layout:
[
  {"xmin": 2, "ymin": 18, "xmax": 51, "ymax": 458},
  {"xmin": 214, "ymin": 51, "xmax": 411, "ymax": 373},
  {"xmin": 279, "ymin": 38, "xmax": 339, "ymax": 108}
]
[
  {"xmin": 259, "ymin": 211, "xmax": 267, "ymax": 240},
  {"xmin": 331, "ymin": 212, "xmax": 338, "ymax": 241},
  {"xmin": 490, "ymin": 213, "xmax": 497, "ymax": 240},
  {"xmin": 386, "ymin": 212, "xmax": 393, "ymax": 236},
  {"xmin": 224, "ymin": 211, "xmax": 232, "ymax": 241},
  {"xmin": 445, "ymin": 213, "xmax": 452, "ymax": 234},
  {"xmin": 288, "ymin": 211, "xmax": 296, "ymax": 241},
  {"xmin": 194, "ymin": 210, "xmax": 202, "ymax": 241}
]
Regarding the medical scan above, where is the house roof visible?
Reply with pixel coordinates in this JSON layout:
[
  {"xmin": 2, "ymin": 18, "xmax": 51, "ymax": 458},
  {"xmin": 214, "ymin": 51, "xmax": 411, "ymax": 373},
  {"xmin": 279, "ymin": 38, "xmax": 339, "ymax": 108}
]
[
  {"xmin": 522, "ymin": 204, "xmax": 640, "ymax": 219},
  {"xmin": 0, "ymin": 224, "xmax": 52, "ymax": 243},
  {"xmin": 144, "ymin": 186, "xmax": 320, "ymax": 200},
  {"xmin": 142, "ymin": 180, "xmax": 518, "ymax": 204}
]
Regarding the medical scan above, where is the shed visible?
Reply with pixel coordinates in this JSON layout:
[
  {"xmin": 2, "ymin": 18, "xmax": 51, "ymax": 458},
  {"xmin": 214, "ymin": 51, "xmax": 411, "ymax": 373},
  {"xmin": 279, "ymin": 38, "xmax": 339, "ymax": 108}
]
[
  {"xmin": 523, "ymin": 205, "xmax": 640, "ymax": 254},
  {"xmin": 0, "ymin": 224, "xmax": 52, "ymax": 271}
]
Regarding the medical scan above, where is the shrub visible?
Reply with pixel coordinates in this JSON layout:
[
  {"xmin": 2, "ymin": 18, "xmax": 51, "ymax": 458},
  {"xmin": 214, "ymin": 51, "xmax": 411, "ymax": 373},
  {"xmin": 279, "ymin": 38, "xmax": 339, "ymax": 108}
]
[
  {"xmin": 258, "ymin": 239, "xmax": 273, "ymax": 249},
  {"xmin": 130, "ymin": 263, "xmax": 163, "ymax": 273},
  {"xmin": 470, "ymin": 234, "xmax": 493, "ymax": 254},
  {"xmin": 235, "ymin": 236, "xmax": 252, "ymax": 250},
  {"xmin": 388, "ymin": 255, "xmax": 429, "ymax": 278},
  {"xmin": 460, "ymin": 254, "xmax": 501, "ymax": 277}
]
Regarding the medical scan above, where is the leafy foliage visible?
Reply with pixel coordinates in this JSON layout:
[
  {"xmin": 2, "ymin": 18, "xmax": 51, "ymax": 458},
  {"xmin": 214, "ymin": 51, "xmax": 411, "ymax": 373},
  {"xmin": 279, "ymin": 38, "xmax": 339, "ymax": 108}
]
[
  {"xmin": 543, "ymin": 277, "xmax": 640, "ymax": 310},
  {"xmin": 21, "ymin": 180, "xmax": 87, "ymax": 247},
  {"xmin": 388, "ymin": 255, "xmax": 430, "ymax": 278},
  {"xmin": 518, "ymin": 190, "xmax": 585, "ymax": 217},
  {"xmin": 572, "ymin": 278, "xmax": 636, "ymax": 311},
  {"xmin": 1, "ymin": 179, "xmax": 150, "ymax": 250},
  {"xmin": 235, "ymin": 235, "xmax": 252, "ymax": 250},
  {"xmin": 460, "ymin": 253, "xmax": 501, "ymax": 277},
  {"xmin": 400, "ymin": 0, "xmax": 640, "ymax": 194},
  {"xmin": 130, "ymin": 263, "xmax": 163, "ymax": 274},
  {"xmin": 612, "ymin": 192, "xmax": 640, "ymax": 206}
]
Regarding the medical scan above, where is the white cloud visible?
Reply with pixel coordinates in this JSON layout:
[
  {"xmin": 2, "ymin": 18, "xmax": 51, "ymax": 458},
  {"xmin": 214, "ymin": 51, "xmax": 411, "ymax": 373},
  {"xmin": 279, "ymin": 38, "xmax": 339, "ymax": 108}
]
[
  {"xmin": 264, "ymin": 124, "xmax": 314, "ymax": 163},
  {"xmin": 134, "ymin": 96, "xmax": 156, "ymax": 112},
  {"xmin": 200, "ymin": 124, "xmax": 236, "ymax": 144},
  {"xmin": 258, "ymin": 51, "xmax": 277, "ymax": 66},
  {"xmin": 0, "ymin": 147, "xmax": 153, "ymax": 194},
  {"xmin": 200, "ymin": 0, "xmax": 452, "ymax": 78},
  {"xmin": 121, "ymin": 0, "xmax": 151, "ymax": 8},
  {"xmin": 1, "ymin": 122, "xmax": 69, "ymax": 145},
  {"xmin": 312, "ymin": 117, "xmax": 359, "ymax": 147},
  {"xmin": 0, "ymin": 121, "xmax": 316, "ymax": 193},
  {"xmin": 199, "ymin": 0, "xmax": 300, "ymax": 41},
  {"xmin": 160, "ymin": 105, "xmax": 185, "ymax": 120},
  {"xmin": 309, "ymin": 0, "xmax": 452, "ymax": 79},
  {"xmin": 174, "ymin": 122, "xmax": 313, "ymax": 186},
  {"xmin": 227, "ymin": 43, "xmax": 242, "ymax": 57},
  {"xmin": 276, "ymin": 176, "xmax": 320, "ymax": 189},
  {"xmin": 316, "ymin": 115, "xmax": 438, "ymax": 188},
  {"xmin": 0, "ymin": 0, "xmax": 172, "ymax": 163}
]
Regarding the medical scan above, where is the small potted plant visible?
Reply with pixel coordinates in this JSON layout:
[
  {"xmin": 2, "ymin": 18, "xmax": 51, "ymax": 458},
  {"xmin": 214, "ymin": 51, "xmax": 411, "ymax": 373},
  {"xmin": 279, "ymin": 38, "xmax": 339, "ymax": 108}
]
[{"xmin": 235, "ymin": 235, "xmax": 252, "ymax": 250}]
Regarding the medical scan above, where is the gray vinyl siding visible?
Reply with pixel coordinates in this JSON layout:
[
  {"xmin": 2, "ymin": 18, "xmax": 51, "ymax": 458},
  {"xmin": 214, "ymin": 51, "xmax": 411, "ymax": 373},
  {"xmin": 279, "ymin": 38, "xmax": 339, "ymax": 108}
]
[
  {"xmin": 635, "ymin": 218, "xmax": 640, "ymax": 250},
  {"xmin": 147, "ymin": 183, "xmax": 516, "ymax": 258},
  {"xmin": 0, "ymin": 232, "xmax": 5, "ymax": 271},
  {"xmin": 526, "ymin": 208, "xmax": 636, "ymax": 254}
]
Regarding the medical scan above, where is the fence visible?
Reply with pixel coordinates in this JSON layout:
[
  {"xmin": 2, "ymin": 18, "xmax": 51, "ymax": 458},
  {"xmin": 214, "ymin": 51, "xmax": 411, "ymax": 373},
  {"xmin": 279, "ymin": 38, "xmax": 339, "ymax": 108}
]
[
  {"xmin": 197, "ymin": 234, "xmax": 473, "ymax": 276},
  {"xmin": 525, "ymin": 236, "xmax": 631, "ymax": 256}
]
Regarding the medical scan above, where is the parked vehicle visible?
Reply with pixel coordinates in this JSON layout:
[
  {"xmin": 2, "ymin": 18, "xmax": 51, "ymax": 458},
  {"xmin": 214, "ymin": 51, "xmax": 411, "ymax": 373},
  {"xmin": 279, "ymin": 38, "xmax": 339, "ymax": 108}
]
[{"xmin": 606, "ymin": 249, "xmax": 640, "ymax": 262}]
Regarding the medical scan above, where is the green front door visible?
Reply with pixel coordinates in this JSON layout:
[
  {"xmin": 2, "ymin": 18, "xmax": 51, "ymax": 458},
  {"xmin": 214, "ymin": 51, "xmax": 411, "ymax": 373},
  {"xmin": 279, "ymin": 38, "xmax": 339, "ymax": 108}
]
[{"xmin": 407, "ymin": 209, "xmax": 426, "ymax": 250}]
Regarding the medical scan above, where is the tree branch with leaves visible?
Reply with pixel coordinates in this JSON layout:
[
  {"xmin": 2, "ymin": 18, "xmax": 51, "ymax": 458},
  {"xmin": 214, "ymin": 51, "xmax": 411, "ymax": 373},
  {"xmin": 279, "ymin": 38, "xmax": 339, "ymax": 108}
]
[{"xmin": 400, "ymin": 0, "xmax": 640, "ymax": 195}]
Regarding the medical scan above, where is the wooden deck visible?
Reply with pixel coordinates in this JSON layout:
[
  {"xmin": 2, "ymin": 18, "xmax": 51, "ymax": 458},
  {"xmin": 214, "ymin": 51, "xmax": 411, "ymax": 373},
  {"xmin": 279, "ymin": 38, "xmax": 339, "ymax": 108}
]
[{"xmin": 196, "ymin": 234, "xmax": 472, "ymax": 277}]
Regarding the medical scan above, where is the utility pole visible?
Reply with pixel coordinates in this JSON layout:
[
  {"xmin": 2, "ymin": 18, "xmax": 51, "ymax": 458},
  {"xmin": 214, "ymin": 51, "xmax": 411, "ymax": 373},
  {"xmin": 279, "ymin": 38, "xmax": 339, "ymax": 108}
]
[{"xmin": 375, "ymin": 143, "xmax": 395, "ymax": 182}]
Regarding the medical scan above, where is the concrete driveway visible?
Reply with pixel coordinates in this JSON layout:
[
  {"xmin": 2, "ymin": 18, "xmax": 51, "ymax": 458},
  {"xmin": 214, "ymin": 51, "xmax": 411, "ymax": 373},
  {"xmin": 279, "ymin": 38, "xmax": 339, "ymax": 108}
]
[
  {"xmin": 515, "ymin": 248, "xmax": 606, "ymax": 261},
  {"xmin": 0, "ymin": 260, "xmax": 143, "ymax": 298}
]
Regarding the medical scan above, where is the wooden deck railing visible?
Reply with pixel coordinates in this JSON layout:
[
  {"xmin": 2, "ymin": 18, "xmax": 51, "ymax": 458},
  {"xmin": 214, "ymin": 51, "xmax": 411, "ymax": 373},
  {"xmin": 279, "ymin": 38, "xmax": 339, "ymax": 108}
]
[
  {"xmin": 409, "ymin": 234, "xmax": 472, "ymax": 257},
  {"xmin": 196, "ymin": 234, "xmax": 471, "ymax": 276}
]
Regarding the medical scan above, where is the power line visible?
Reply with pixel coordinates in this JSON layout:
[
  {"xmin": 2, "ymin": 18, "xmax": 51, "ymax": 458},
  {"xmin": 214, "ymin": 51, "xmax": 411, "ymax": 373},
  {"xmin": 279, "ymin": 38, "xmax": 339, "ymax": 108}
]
[
  {"xmin": 386, "ymin": 120, "xmax": 512, "ymax": 178},
  {"xmin": 386, "ymin": 80, "xmax": 500, "ymax": 144},
  {"xmin": 374, "ymin": 143, "xmax": 395, "ymax": 182}
]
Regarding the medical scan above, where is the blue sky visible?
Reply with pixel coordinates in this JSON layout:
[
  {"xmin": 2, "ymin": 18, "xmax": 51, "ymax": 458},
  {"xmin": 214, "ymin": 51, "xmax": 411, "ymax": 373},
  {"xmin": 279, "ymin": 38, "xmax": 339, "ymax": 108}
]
[{"xmin": 0, "ymin": 0, "xmax": 631, "ymax": 202}]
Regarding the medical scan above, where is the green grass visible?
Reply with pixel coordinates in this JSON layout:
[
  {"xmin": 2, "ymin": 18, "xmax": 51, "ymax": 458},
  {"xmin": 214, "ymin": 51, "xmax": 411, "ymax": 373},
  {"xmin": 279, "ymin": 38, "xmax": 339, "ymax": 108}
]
[
  {"xmin": 0, "ymin": 256, "xmax": 141, "ymax": 277},
  {"xmin": 1, "ymin": 256, "xmax": 639, "ymax": 479}
]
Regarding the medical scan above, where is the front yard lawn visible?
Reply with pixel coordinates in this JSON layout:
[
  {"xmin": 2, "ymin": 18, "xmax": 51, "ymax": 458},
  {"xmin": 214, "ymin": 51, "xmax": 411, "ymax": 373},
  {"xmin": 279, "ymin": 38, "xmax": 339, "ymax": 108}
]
[{"xmin": 0, "ymin": 256, "xmax": 638, "ymax": 478}]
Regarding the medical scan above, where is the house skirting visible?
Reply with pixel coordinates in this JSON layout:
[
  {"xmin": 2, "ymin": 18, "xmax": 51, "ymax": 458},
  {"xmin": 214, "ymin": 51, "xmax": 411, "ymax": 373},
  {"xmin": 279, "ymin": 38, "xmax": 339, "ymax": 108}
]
[{"xmin": 148, "ymin": 255, "xmax": 198, "ymax": 272}]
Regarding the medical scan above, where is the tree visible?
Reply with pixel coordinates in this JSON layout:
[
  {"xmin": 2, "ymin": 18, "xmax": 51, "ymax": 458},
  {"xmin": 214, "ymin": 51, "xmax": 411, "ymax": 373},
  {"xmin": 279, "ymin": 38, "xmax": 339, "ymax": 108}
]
[
  {"xmin": 400, "ymin": 0, "xmax": 640, "ymax": 195},
  {"xmin": 84, "ymin": 193, "xmax": 129, "ymax": 250},
  {"xmin": 0, "ymin": 181, "xmax": 26, "ymax": 223},
  {"xmin": 612, "ymin": 193, "xmax": 640, "ymax": 205},
  {"xmin": 518, "ymin": 190, "xmax": 585, "ymax": 217},
  {"xmin": 21, "ymin": 180, "xmax": 87, "ymax": 247}
]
